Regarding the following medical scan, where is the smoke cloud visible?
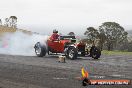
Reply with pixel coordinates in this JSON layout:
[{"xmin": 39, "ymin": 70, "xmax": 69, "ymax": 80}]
[{"xmin": 0, "ymin": 31, "xmax": 48, "ymax": 56}]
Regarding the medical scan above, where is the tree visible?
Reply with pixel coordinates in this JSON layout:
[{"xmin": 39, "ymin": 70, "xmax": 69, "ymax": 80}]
[
  {"xmin": 5, "ymin": 18, "xmax": 9, "ymax": 27},
  {"xmin": 9, "ymin": 16, "xmax": 17, "ymax": 28},
  {"xmin": 68, "ymin": 32, "xmax": 75, "ymax": 36},
  {"xmin": 99, "ymin": 22, "xmax": 128, "ymax": 51},
  {"xmin": 84, "ymin": 27, "xmax": 99, "ymax": 45},
  {"xmin": 98, "ymin": 32, "xmax": 106, "ymax": 50},
  {"xmin": 0, "ymin": 19, "xmax": 2, "ymax": 25}
]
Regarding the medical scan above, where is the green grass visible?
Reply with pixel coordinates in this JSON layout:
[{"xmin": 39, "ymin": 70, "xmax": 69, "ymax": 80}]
[{"xmin": 102, "ymin": 50, "xmax": 132, "ymax": 55}]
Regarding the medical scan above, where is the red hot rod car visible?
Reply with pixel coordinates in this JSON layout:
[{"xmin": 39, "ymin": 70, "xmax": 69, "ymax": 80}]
[{"xmin": 34, "ymin": 35, "xmax": 101, "ymax": 59}]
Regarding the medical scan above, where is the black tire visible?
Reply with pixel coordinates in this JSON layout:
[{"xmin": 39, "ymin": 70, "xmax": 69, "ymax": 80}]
[
  {"xmin": 90, "ymin": 46, "xmax": 101, "ymax": 59},
  {"xmin": 67, "ymin": 46, "xmax": 78, "ymax": 60},
  {"xmin": 34, "ymin": 42, "xmax": 46, "ymax": 57},
  {"xmin": 81, "ymin": 52, "xmax": 85, "ymax": 56}
]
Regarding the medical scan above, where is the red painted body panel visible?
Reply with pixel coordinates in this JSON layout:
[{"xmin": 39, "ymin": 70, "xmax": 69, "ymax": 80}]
[{"xmin": 47, "ymin": 39, "xmax": 70, "ymax": 53}]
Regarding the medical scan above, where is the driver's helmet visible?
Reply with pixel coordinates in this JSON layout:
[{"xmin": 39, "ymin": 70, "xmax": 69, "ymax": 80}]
[{"xmin": 53, "ymin": 29, "xmax": 58, "ymax": 33}]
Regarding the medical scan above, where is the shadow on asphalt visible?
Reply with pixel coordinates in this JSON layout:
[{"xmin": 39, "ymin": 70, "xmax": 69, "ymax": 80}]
[{"xmin": 34, "ymin": 54, "xmax": 102, "ymax": 61}]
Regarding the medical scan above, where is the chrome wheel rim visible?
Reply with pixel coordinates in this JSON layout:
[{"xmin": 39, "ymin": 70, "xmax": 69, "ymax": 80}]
[
  {"xmin": 69, "ymin": 49, "xmax": 74, "ymax": 59},
  {"xmin": 35, "ymin": 45, "xmax": 41, "ymax": 55}
]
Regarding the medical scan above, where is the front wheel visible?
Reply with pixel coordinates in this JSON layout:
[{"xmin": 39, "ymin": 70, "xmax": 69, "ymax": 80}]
[
  {"xmin": 34, "ymin": 42, "xmax": 46, "ymax": 57},
  {"xmin": 67, "ymin": 47, "xmax": 78, "ymax": 60}
]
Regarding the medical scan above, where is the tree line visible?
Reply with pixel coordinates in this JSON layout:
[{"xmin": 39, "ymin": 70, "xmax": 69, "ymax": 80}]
[
  {"xmin": 0, "ymin": 16, "xmax": 17, "ymax": 28},
  {"xmin": 83, "ymin": 22, "xmax": 132, "ymax": 51}
]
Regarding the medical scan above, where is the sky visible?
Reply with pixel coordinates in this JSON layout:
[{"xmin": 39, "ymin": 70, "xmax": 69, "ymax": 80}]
[{"xmin": 0, "ymin": 0, "xmax": 132, "ymax": 35}]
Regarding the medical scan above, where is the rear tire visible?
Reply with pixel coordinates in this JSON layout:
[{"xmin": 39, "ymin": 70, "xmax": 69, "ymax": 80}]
[
  {"xmin": 34, "ymin": 42, "xmax": 46, "ymax": 57},
  {"xmin": 67, "ymin": 46, "xmax": 77, "ymax": 60},
  {"xmin": 90, "ymin": 46, "xmax": 101, "ymax": 59},
  {"xmin": 81, "ymin": 52, "xmax": 85, "ymax": 56}
]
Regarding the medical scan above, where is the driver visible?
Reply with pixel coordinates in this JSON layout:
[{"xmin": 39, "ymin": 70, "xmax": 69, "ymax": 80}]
[{"xmin": 50, "ymin": 29, "xmax": 60, "ymax": 41}]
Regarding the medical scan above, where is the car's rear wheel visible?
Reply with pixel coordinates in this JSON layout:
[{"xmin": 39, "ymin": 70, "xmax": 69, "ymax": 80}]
[
  {"xmin": 81, "ymin": 52, "xmax": 85, "ymax": 56},
  {"xmin": 34, "ymin": 42, "xmax": 46, "ymax": 57},
  {"xmin": 90, "ymin": 46, "xmax": 101, "ymax": 59},
  {"xmin": 67, "ymin": 46, "xmax": 77, "ymax": 60}
]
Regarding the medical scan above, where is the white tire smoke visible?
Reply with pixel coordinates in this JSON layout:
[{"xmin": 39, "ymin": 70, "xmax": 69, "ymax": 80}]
[{"xmin": 0, "ymin": 31, "xmax": 48, "ymax": 56}]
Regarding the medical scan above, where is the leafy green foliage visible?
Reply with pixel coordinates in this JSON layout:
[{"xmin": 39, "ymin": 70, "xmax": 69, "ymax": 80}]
[
  {"xmin": 84, "ymin": 27, "xmax": 99, "ymax": 45},
  {"xmin": 99, "ymin": 22, "xmax": 128, "ymax": 50}
]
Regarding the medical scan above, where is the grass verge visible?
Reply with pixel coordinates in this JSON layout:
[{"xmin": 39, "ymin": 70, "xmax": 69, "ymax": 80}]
[{"xmin": 102, "ymin": 50, "xmax": 132, "ymax": 55}]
